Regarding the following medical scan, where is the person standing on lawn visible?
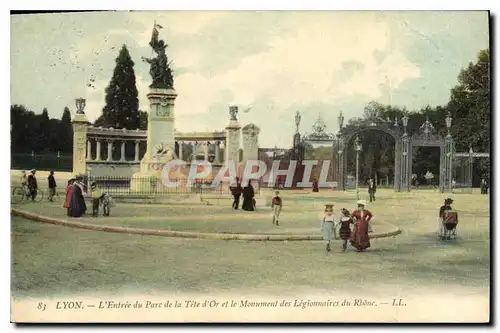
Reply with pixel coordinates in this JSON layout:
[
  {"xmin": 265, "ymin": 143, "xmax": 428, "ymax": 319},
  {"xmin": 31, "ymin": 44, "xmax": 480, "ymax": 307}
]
[
  {"xmin": 47, "ymin": 170, "xmax": 56, "ymax": 202},
  {"xmin": 271, "ymin": 191, "xmax": 282, "ymax": 226},
  {"xmin": 27, "ymin": 169, "xmax": 38, "ymax": 201}
]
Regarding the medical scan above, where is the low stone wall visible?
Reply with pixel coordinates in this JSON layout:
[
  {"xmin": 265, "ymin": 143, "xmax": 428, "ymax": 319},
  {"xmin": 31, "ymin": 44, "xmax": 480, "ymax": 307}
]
[
  {"xmin": 88, "ymin": 163, "xmax": 141, "ymax": 178},
  {"xmin": 11, "ymin": 207, "xmax": 402, "ymax": 241}
]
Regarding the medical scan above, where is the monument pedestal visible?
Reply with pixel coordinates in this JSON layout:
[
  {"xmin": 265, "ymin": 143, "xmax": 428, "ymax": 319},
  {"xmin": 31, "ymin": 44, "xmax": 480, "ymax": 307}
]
[
  {"xmin": 130, "ymin": 88, "xmax": 179, "ymax": 194},
  {"xmin": 225, "ymin": 118, "xmax": 241, "ymax": 165},
  {"xmin": 72, "ymin": 113, "xmax": 90, "ymax": 176}
]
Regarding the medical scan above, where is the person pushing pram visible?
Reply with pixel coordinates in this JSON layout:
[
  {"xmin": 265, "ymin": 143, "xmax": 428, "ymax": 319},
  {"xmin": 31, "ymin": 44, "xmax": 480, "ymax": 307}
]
[
  {"xmin": 90, "ymin": 182, "xmax": 114, "ymax": 217},
  {"xmin": 438, "ymin": 198, "xmax": 458, "ymax": 240}
]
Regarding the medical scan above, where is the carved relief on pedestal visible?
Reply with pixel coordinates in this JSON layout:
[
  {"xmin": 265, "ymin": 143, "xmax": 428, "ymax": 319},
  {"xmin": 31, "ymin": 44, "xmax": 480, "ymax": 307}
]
[{"xmin": 77, "ymin": 148, "xmax": 85, "ymax": 163}]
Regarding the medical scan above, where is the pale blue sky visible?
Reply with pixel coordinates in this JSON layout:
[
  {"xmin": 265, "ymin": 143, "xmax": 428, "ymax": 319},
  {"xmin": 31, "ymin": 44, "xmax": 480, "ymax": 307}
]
[{"xmin": 10, "ymin": 11, "xmax": 489, "ymax": 148}]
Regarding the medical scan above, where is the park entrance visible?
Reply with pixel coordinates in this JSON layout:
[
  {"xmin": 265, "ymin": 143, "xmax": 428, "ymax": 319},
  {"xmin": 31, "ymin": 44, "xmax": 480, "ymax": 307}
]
[
  {"xmin": 300, "ymin": 113, "xmax": 337, "ymax": 187},
  {"xmin": 294, "ymin": 111, "xmax": 459, "ymax": 193}
]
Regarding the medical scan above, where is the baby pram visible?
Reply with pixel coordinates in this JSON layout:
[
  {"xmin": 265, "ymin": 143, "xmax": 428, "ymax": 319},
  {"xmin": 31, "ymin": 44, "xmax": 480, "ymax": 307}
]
[
  {"xmin": 99, "ymin": 193, "xmax": 114, "ymax": 216},
  {"xmin": 439, "ymin": 211, "xmax": 458, "ymax": 240}
]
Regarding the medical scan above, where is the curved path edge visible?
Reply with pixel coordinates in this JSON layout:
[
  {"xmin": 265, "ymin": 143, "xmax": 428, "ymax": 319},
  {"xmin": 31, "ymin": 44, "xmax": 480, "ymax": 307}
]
[{"xmin": 11, "ymin": 208, "xmax": 401, "ymax": 241}]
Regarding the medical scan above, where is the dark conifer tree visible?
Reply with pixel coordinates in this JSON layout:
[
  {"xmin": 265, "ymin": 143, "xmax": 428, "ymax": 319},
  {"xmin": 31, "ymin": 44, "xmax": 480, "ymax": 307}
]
[
  {"xmin": 59, "ymin": 106, "xmax": 73, "ymax": 153},
  {"xmin": 101, "ymin": 45, "xmax": 140, "ymax": 129}
]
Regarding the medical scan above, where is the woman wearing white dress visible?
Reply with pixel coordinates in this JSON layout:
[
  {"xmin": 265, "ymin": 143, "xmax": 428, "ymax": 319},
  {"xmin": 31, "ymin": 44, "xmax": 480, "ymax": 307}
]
[{"xmin": 320, "ymin": 204, "xmax": 336, "ymax": 252}]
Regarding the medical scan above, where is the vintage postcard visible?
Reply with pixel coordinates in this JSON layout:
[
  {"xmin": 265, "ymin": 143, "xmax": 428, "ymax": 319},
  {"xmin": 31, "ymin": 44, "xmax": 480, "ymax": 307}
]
[{"xmin": 10, "ymin": 10, "xmax": 490, "ymax": 323}]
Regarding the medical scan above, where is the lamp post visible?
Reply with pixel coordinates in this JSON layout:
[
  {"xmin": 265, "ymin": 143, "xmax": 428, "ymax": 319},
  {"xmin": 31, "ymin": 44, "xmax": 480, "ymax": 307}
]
[
  {"xmin": 445, "ymin": 111, "xmax": 452, "ymax": 137},
  {"xmin": 355, "ymin": 136, "xmax": 362, "ymax": 199},
  {"xmin": 445, "ymin": 111, "xmax": 453, "ymax": 192},
  {"xmin": 402, "ymin": 115, "xmax": 409, "ymax": 133},
  {"xmin": 468, "ymin": 146, "xmax": 474, "ymax": 192},
  {"xmin": 401, "ymin": 114, "xmax": 410, "ymax": 191}
]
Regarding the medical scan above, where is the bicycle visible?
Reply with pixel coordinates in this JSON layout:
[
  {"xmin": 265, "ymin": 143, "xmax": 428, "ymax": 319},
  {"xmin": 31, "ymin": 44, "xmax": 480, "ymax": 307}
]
[{"xmin": 11, "ymin": 185, "xmax": 44, "ymax": 204}]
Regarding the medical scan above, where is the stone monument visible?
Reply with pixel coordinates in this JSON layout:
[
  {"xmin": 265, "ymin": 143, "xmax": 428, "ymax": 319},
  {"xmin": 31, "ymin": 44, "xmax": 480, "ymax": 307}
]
[
  {"xmin": 72, "ymin": 97, "xmax": 90, "ymax": 176},
  {"xmin": 131, "ymin": 22, "xmax": 183, "ymax": 193},
  {"xmin": 225, "ymin": 106, "xmax": 241, "ymax": 164},
  {"xmin": 242, "ymin": 123, "xmax": 260, "ymax": 162}
]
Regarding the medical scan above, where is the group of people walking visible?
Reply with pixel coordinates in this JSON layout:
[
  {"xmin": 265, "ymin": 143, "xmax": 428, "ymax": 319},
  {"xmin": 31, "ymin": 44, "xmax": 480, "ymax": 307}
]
[
  {"xmin": 20, "ymin": 169, "xmax": 58, "ymax": 202},
  {"xmin": 63, "ymin": 175, "xmax": 110, "ymax": 218},
  {"xmin": 20, "ymin": 169, "xmax": 38, "ymax": 201},
  {"xmin": 63, "ymin": 175, "xmax": 87, "ymax": 217},
  {"xmin": 321, "ymin": 200, "xmax": 373, "ymax": 253},
  {"xmin": 230, "ymin": 178, "xmax": 256, "ymax": 211}
]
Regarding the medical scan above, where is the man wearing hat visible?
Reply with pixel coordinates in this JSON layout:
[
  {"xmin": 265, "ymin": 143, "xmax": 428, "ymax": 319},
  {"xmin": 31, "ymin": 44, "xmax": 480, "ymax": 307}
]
[
  {"xmin": 368, "ymin": 178, "xmax": 376, "ymax": 202},
  {"xmin": 350, "ymin": 200, "xmax": 373, "ymax": 252},
  {"xmin": 27, "ymin": 169, "xmax": 38, "ymax": 201},
  {"xmin": 320, "ymin": 203, "xmax": 336, "ymax": 252},
  {"xmin": 47, "ymin": 170, "xmax": 57, "ymax": 202}
]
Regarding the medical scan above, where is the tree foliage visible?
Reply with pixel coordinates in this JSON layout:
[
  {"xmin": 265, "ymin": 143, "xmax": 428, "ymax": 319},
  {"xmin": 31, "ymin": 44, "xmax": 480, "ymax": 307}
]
[
  {"xmin": 301, "ymin": 49, "xmax": 490, "ymax": 185},
  {"xmin": 11, "ymin": 105, "xmax": 73, "ymax": 154},
  {"xmin": 11, "ymin": 48, "xmax": 489, "ymax": 184},
  {"xmin": 100, "ymin": 45, "xmax": 140, "ymax": 129},
  {"xmin": 448, "ymin": 49, "xmax": 490, "ymax": 152},
  {"xmin": 139, "ymin": 111, "xmax": 148, "ymax": 130}
]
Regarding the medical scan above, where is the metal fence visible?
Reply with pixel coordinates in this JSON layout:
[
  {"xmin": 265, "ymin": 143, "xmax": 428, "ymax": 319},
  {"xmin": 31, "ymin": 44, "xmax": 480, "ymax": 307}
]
[
  {"xmin": 84, "ymin": 176, "xmax": 266, "ymax": 196},
  {"xmin": 86, "ymin": 176, "xmax": 228, "ymax": 196}
]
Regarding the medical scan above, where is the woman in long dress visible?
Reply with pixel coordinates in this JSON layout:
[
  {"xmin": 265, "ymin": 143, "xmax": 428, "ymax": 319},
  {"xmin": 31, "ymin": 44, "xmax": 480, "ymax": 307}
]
[
  {"xmin": 69, "ymin": 177, "xmax": 87, "ymax": 217},
  {"xmin": 320, "ymin": 204, "xmax": 335, "ymax": 252},
  {"xmin": 241, "ymin": 181, "xmax": 255, "ymax": 211},
  {"xmin": 350, "ymin": 200, "xmax": 373, "ymax": 252},
  {"xmin": 63, "ymin": 179, "xmax": 74, "ymax": 216},
  {"xmin": 312, "ymin": 179, "xmax": 319, "ymax": 192}
]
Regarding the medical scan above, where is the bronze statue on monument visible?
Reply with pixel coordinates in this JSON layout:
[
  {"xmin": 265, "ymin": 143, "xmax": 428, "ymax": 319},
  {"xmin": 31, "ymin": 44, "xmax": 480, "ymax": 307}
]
[{"xmin": 142, "ymin": 22, "xmax": 174, "ymax": 89}]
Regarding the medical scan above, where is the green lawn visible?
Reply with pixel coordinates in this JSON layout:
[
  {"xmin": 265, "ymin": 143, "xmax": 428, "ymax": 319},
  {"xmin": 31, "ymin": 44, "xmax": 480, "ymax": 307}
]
[{"xmin": 11, "ymin": 190, "xmax": 490, "ymax": 299}]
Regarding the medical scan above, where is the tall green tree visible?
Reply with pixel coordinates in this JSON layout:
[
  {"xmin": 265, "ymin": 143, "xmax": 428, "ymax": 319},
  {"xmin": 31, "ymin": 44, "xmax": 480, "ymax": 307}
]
[
  {"xmin": 59, "ymin": 106, "xmax": 73, "ymax": 153},
  {"xmin": 41, "ymin": 107, "xmax": 49, "ymax": 120},
  {"xmin": 11, "ymin": 104, "xmax": 35, "ymax": 153},
  {"xmin": 448, "ymin": 49, "xmax": 490, "ymax": 153},
  {"xmin": 139, "ymin": 110, "xmax": 148, "ymax": 130},
  {"xmin": 100, "ymin": 45, "xmax": 140, "ymax": 129},
  {"xmin": 37, "ymin": 108, "xmax": 51, "ymax": 152},
  {"xmin": 447, "ymin": 49, "xmax": 490, "ymax": 180}
]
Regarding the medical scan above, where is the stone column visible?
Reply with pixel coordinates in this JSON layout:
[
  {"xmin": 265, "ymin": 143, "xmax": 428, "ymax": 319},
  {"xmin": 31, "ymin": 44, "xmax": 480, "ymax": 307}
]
[
  {"xmin": 134, "ymin": 140, "xmax": 140, "ymax": 162},
  {"xmin": 178, "ymin": 141, "xmax": 183, "ymax": 161},
  {"xmin": 204, "ymin": 141, "xmax": 209, "ymax": 161},
  {"xmin": 71, "ymin": 113, "xmax": 89, "ymax": 175},
  {"xmin": 120, "ymin": 141, "xmax": 126, "ymax": 161},
  {"xmin": 192, "ymin": 141, "xmax": 197, "ymax": 161},
  {"xmin": 225, "ymin": 126, "xmax": 241, "ymax": 164},
  {"xmin": 215, "ymin": 142, "xmax": 220, "ymax": 164},
  {"xmin": 96, "ymin": 140, "xmax": 102, "ymax": 162},
  {"xmin": 86, "ymin": 139, "xmax": 92, "ymax": 161},
  {"xmin": 107, "ymin": 139, "xmax": 113, "ymax": 162}
]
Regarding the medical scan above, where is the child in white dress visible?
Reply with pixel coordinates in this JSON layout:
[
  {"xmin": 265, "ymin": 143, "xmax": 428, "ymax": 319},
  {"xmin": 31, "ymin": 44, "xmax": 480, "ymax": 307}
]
[{"xmin": 320, "ymin": 204, "xmax": 336, "ymax": 252}]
